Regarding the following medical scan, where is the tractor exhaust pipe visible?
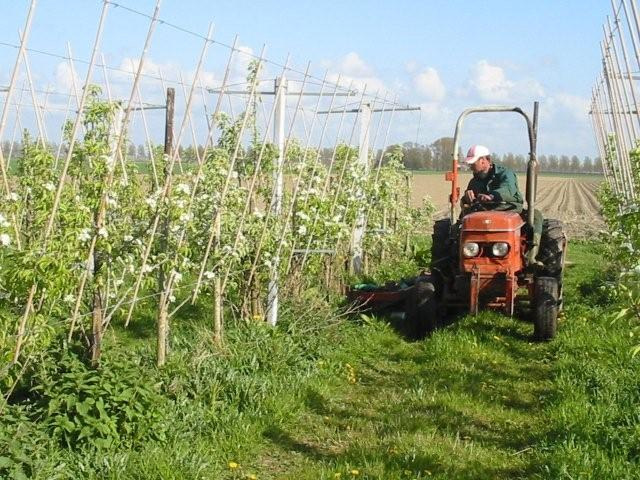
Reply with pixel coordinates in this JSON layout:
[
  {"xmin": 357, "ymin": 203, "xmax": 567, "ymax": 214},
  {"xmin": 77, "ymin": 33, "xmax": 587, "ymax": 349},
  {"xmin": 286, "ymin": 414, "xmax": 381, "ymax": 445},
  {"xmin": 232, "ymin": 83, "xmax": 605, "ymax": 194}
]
[{"xmin": 525, "ymin": 101, "xmax": 539, "ymax": 230}]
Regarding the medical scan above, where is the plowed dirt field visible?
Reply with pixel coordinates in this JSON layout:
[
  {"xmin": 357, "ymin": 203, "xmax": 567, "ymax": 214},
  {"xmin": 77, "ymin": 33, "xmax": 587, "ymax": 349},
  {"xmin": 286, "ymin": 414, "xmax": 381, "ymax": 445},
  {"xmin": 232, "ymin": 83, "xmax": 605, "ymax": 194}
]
[{"xmin": 411, "ymin": 173, "xmax": 605, "ymax": 238}]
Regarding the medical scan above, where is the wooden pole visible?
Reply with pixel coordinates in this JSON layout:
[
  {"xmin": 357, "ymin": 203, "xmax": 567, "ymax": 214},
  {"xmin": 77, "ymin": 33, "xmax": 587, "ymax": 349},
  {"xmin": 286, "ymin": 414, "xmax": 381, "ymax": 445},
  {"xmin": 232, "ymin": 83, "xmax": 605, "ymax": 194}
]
[
  {"xmin": 157, "ymin": 87, "xmax": 174, "ymax": 367},
  {"xmin": 213, "ymin": 211, "xmax": 223, "ymax": 344},
  {"xmin": 404, "ymin": 173, "xmax": 411, "ymax": 255}
]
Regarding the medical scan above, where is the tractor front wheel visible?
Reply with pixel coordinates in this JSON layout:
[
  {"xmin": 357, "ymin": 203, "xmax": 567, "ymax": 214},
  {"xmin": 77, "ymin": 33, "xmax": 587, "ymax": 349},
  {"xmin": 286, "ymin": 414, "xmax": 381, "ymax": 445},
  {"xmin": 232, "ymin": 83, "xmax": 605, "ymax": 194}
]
[
  {"xmin": 406, "ymin": 279, "xmax": 439, "ymax": 338},
  {"xmin": 533, "ymin": 276, "xmax": 559, "ymax": 341}
]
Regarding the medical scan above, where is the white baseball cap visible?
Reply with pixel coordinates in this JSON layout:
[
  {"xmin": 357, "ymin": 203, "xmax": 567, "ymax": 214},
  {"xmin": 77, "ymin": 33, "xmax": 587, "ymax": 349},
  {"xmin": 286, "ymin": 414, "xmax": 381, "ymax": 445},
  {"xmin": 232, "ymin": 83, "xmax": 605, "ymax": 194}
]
[{"xmin": 464, "ymin": 144, "xmax": 490, "ymax": 164}]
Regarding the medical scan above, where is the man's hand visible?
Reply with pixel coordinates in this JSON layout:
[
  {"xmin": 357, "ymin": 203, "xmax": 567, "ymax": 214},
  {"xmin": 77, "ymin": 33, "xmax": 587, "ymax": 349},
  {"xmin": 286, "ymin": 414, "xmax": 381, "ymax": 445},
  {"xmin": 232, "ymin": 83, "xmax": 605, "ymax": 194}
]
[
  {"xmin": 464, "ymin": 190, "xmax": 476, "ymax": 203},
  {"xmin": 477, "ymin": 193, "xmax": 494, "ymax": 202}
]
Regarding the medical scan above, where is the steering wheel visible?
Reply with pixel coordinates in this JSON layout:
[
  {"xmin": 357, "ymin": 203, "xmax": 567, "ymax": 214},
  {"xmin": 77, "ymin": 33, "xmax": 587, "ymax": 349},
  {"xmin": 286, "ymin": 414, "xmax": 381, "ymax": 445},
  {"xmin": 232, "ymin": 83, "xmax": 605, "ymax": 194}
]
[{"xmin": 462, "ymin": 200, "xmax": 507, "ymax": 213}]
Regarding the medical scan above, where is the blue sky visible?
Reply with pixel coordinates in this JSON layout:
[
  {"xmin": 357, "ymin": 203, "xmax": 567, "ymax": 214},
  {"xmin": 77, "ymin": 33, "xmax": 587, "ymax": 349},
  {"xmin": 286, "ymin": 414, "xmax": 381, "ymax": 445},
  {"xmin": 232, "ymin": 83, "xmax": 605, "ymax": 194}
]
[{"xmin": 0, "ymin": 0, "xmax": 611, "ymax": 157}]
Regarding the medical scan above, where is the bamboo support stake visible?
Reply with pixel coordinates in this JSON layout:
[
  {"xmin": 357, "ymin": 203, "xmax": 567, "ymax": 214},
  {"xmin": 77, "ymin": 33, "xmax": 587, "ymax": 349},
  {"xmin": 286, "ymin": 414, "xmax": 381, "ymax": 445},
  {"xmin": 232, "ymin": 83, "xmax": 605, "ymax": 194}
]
[
  {"xmin": 606, "ymin": 20, "xmax": 638, "ymax": 142},
  {"xmin": 0, "ymin": 0, "xmax": 38, "ymax": 251},
  {"xmin": 178, "ymin": 71, "xmax": 204, "ymax": 166},
  {"xmin": 159, "ymin": 40, "xmax": 240, "ymax": 317},
  {"xmin": 298, "ymin": 78, "xmax": 353, "ymax": 273},
  {"xmin": 219, "ymin": 60, "xmax": 292, "ymax": 298},
  {"xmin": 281, "ymin": 71, "xmax": 340, "ymax": 274},
  {"xmin": 595, "ymin": 80, "xmax": 625, "ymax": 195},
  {"xmin": 593, "ymin": 90, "xmax": 616, "ymax": 190},
  {"xmin": 0, "ymin": 0, "xmax": 36, "ymax": 205},
  {"xmin": 612, "ymin": 4, "xmax": 640, "ymax": 133},
  {"xmin": 602, "ymin": 41, "xmax": 634, "ymax": 200},
  {"xmin": 159, "ymin": 37, "xmax": 238, "ymax": 308},
  {"xmin": 19, "ymin": 42, "xmax": 47, "ymax": 147},
  {"xmin": 127, "ymin": 58, "xmax": 159, "ymax": 188},
  {"xmin": 604, "ymin": 34, "xmax": 635, "ymax": 196},
  {"xmin": 70, "ymin": 0, "xmax": 162, "ymax": 339},
  {"xmin": 125, "ymin": 23, "xmax": 217, "ymax": 326},
  {"xmin": 5, "ymin": 81, "xmax": 26, "ymax": 172},
  {"xmin": 239, "ymin": 65, "xmax": 318, "ymax": 313},
  {"xmin": 15, "ymin": 0, "xmax": 111, "ymax": 364},
  {"xmin": 190, "ymin": 45, "xmax": 267, "ymax": 303}
]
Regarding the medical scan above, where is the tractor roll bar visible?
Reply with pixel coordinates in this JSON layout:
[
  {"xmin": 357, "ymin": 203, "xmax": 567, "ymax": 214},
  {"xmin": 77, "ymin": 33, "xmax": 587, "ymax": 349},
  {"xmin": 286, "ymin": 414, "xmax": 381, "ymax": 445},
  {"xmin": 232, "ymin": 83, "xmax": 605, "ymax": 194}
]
[{"xmin": 449, "ymin": 103, "xmax": 539, "ymax": 230}]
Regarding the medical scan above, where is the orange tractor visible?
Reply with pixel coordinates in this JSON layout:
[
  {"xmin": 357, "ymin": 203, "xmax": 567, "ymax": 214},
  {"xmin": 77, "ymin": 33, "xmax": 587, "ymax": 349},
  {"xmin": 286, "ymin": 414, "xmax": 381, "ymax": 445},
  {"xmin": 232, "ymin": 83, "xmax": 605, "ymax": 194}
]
[{"xmin": 351, "ymin": 104, "xmax": 567, "ymax": 340}]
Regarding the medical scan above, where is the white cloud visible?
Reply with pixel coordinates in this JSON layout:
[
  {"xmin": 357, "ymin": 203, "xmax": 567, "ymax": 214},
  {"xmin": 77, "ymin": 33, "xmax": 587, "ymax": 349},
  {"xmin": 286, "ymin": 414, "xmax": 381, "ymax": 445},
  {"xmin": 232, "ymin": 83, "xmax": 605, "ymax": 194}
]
[
  {"xmin": 413, "ymin": 67, "xmax": 445, "ymax": 102},
  {"xmin": 338, "ymin": 52, "xmax": 374, "ymax": 77},
  {"xmin": 462, "ymin": 60, "xmax": 545, "ymax": 103},
  {"xmin": 324, "ymin": 52, "xmax": 387, "ymax": 95},
  {"xmin": 547, "ymin": 93, "xmax": 589, "ymax": 121},
  {"xmin": 405, "ymin": 60, "xmax": 418, "ymax": 74},
  {"xmin": 54, "ymin": 62, "xmax": 80, "ymax": 94},
  {"xmin": 468, "ymin": 60, "xmax": 514, "ymax": 101}
]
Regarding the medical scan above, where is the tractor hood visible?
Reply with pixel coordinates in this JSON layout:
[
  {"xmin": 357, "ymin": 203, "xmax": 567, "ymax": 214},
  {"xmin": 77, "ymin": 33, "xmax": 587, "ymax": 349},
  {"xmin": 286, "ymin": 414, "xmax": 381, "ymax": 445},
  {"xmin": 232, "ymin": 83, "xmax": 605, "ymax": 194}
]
[{"xmin": 462, "ymin": 211, "xmax": 524, "ymax": 232}]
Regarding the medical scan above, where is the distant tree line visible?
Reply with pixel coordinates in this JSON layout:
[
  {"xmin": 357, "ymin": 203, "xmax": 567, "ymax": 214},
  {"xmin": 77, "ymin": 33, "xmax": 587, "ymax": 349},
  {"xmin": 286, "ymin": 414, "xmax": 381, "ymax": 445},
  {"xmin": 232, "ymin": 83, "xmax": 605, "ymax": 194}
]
[
  {"xmin": 2, "ymin": 136, "xmax": 603, "ymax": 175},
  {"xmin": 395, "ymin": 138, "xmax": 603, "ymax": 174}
]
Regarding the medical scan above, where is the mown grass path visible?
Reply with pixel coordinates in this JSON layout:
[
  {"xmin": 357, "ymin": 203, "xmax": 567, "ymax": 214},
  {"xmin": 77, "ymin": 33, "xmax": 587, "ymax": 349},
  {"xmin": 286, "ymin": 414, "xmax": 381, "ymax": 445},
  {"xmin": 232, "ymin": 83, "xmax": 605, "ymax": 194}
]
[{"xmin": 239, "ymin": 243, "xmax": 639, "ymax": 479}]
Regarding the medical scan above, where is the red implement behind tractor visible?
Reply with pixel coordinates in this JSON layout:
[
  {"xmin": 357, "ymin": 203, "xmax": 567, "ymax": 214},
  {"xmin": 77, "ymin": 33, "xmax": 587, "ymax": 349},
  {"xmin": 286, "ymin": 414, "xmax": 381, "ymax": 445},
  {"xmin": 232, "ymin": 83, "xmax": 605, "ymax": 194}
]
[{"xmin": 349, "ymin": 104, "xmax": 567, "ymax": 340}]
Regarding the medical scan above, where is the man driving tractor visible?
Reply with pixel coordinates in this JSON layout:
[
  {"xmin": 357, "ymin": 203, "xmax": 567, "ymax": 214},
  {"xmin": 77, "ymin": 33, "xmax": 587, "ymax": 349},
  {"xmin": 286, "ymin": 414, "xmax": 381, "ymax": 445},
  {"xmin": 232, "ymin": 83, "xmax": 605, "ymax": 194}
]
[{"xmin": 461, "ymin": 144, "xmax": 543, "ymax": 266}]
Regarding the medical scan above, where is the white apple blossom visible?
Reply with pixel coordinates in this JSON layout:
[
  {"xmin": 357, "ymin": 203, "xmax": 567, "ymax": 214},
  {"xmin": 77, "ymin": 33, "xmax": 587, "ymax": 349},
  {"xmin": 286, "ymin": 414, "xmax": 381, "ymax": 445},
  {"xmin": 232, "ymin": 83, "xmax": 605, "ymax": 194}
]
[
  {"xmin": 176, "ymin": 183, "xmax": 191, "ymax": 195},
  {"xmin": 98, "ymin": 227, "xmax": 108, "ymax": 238},
  {"xmin": 44, "ymin": 182, "xmax": 56, "ymax": 192},
  {"xmin": 64, "ymin": 294, "xmax": 75, "ymax": 303},
  {"xmin": 297, "ymin": 225, "xmax": 307, "ymax": 236},
  {"xmin": 0, "ymin": 233, "xmax": 11, "ymax": 247},
  {"xmin": 124, "ymin": 234, "xmax": 134, "ymax": 242},
  {"xmin": 204, "ymin": 271, "xmax": 215, "ymax": 279},
  {"xmin": 77, "ymin": 229, "xmax": 91, "ymax": 242}
]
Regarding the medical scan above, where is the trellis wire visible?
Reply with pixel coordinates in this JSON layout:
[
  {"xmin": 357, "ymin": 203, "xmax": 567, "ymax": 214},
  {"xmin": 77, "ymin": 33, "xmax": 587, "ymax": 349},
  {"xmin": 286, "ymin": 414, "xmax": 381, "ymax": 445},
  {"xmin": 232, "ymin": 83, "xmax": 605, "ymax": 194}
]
[{"xmin": 0, "ymin": 0, "xmax": 417, "ymax": 370}]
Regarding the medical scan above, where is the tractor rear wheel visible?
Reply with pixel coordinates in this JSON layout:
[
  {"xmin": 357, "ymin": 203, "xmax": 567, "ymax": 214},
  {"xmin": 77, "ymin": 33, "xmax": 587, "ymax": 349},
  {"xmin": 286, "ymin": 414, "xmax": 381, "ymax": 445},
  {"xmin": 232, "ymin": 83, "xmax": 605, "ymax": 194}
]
[
  {"xmin": 537, "ymin": 219, "xmax": 566, "ymax": 277},
  {"xmin": 431, "ymin": 218, "xmax": 453, "ymax": 267},
  {"xmin": 533, "ymin": 276, "xmax": 559, "ymax": 341},
  {"xmin": 406, "ymin": 278, "xmax": 438, "ymax": 337}
]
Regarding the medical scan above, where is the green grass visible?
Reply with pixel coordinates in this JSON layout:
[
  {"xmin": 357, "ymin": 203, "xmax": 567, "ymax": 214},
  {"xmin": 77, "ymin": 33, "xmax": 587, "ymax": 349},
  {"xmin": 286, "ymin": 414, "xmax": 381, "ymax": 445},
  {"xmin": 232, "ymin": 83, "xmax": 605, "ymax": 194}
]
[{"xmin": 2, "ymin": 242, "xmax": 639, "ymax": 479}]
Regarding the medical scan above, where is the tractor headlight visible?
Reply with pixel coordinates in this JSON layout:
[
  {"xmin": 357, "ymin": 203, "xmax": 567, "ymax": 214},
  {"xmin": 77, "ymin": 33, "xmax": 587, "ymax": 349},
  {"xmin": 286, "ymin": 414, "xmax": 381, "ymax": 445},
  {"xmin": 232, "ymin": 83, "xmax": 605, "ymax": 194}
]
[
  {"xmin": 491, "ymin": 242, "xmax": 509, "ymax": 257},
  {"xmin": 462, "ymin": 242, "xmax": 480, "ymax": 258}
]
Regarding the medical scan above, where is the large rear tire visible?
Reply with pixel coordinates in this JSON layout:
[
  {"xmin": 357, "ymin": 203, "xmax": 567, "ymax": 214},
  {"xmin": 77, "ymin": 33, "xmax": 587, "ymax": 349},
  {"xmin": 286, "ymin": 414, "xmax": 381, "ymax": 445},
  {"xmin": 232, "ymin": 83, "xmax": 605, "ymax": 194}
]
[
  {"xmin": 533, "ymin": 276, "xmax": 559, "ymax": 341},
  {"xmin": 405, "ymin": 279, "xmax": 438, "ymax": 338},
  {"xmin": 431, "ymin": 218, "xmax": 453, "ymax": 268},
  {"xmin": 537, "ymin": 219, "xmax": 565, "ymax": 277}
]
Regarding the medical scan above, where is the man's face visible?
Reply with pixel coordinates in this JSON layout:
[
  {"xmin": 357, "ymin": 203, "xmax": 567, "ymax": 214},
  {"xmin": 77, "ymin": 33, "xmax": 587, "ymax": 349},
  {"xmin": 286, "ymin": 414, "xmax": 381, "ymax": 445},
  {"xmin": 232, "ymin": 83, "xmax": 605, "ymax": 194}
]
[{"xmin": 470, "ymin": 157, "xmax": 491, "ymax": 178}]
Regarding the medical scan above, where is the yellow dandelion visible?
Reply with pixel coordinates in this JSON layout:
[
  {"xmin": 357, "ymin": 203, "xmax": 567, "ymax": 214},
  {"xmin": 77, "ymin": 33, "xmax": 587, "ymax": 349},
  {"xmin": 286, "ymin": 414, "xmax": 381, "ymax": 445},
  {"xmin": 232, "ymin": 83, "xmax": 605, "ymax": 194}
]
[
  {"xmin": 246, "ymin": 474, "xmax": 257, "ymax": 480},
  {"xmin": 350, "ymin": 469, "xmax": 359, "ymax": 476},
  {"xmin": 228, "ymin": 461, "xmax": 239, "ymax": 469}
]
